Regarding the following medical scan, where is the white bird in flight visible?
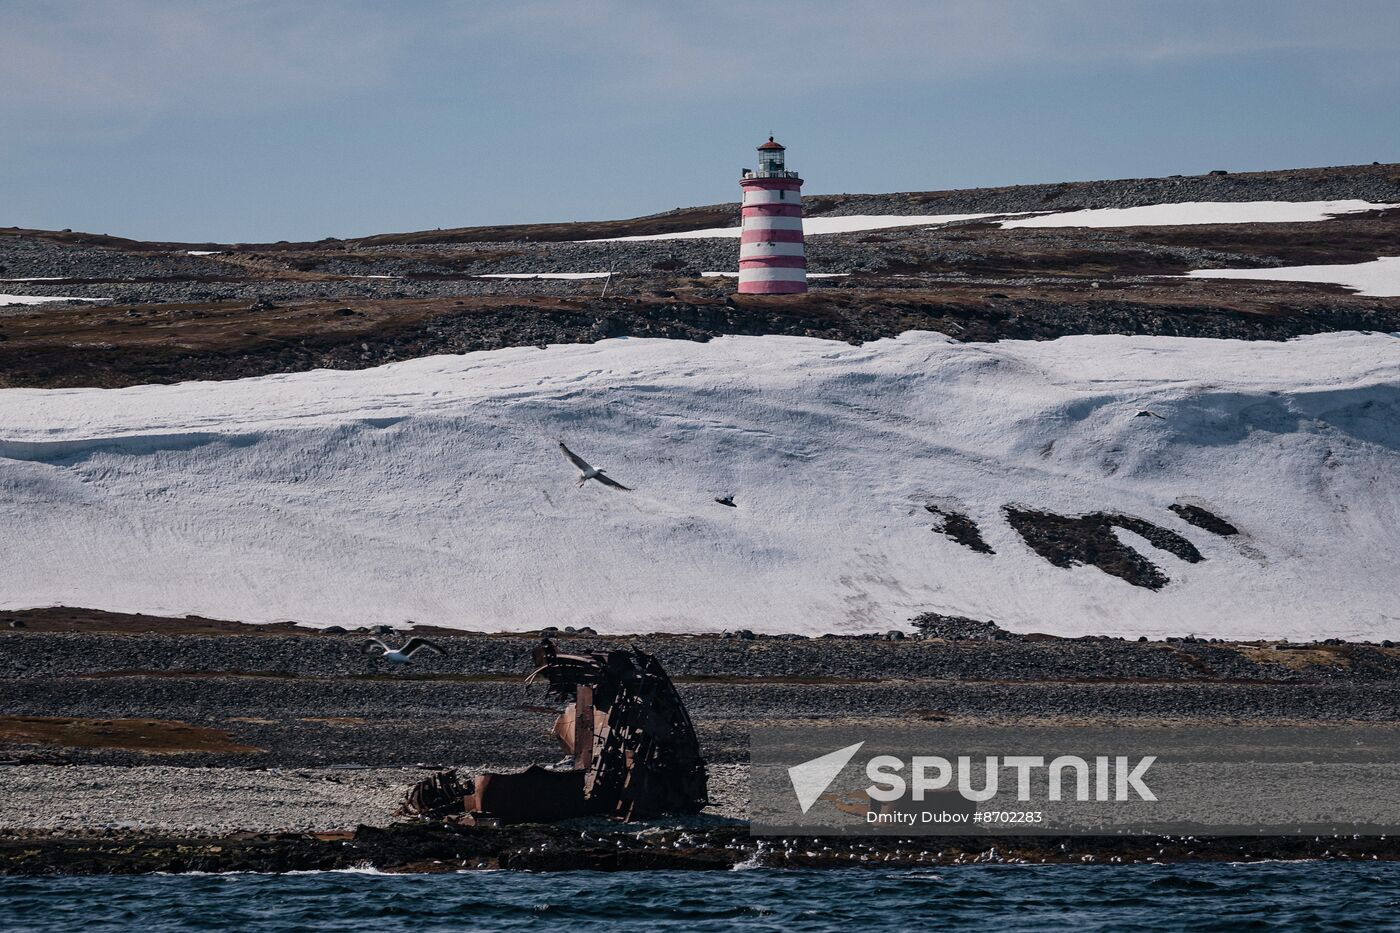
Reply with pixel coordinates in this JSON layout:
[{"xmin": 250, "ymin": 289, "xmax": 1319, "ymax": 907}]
[
  {"xmin": 558, "ymin": 440, "xmax": 632, "ymax": 490},
  {"xmin": 361, "ymin": 636, "xmax": 447, "ymax": 664}
]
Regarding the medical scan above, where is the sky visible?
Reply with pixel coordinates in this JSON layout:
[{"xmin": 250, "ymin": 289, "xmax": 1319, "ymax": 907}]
[{"xmin": 2, "ymin": 0, "xmax": 1398, "ymax": 242}]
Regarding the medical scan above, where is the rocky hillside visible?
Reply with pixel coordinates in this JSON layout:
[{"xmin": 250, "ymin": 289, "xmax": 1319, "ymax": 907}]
[{"xmin": 1, "ymin": 162, "xmax": 1398, "ymax": 389}]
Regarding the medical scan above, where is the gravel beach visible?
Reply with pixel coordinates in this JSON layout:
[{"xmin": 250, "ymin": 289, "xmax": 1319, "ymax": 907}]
[
  {"xmin": 3, "ymin": 613, "xmax": 1396, "ymax": 835},
  {"xmin": 0, "ymin": 764, "xmax": 751, "ymax": 835}
]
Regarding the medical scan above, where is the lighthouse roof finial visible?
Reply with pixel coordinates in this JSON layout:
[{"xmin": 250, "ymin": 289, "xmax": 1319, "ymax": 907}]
[{"xmin": 757, "ymin": 135, "xmax": 785, "ymax": 151}]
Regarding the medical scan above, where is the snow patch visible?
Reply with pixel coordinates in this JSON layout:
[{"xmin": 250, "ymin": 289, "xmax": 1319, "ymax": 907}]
[
  {"xmin": 1000, "ymin": 200, "xmax": 1395, "ymax": 229},
  {"xmin": 476, "ymin": 272, "xmax": 612, "ymax": 280},
  {"xmin": 0, "ymin": 293, "xmax": 107, "ymax": 306},
  {"xmin": 1186, "ymin": 256, "xmax": 1400, "ymax": 297},
  {"xmin": 0, "ymin": 332, "xmax": 1396, "ymax": 640}
]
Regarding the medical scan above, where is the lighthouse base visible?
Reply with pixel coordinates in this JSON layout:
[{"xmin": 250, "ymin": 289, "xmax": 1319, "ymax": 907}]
[{"xmin": 737, "ymin": 278, "xmax": 807, "ymax": 295}]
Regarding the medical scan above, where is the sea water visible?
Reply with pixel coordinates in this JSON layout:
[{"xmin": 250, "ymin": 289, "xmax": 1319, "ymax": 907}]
[{"xmin": 3, "ymin": 862, "xmax": 1398, "ymax": 931}]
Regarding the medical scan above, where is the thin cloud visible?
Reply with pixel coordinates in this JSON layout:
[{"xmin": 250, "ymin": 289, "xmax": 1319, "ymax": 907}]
[
  {"xmin": 2, "ymin": 0, "xmax": 1396, "ymax": 129},
  {"xmin": 0, "ymin": 0, "xmax": 413, "ymax": 120},
  {"xmin": 440, "ymin": 0, "xmax": 1400, "ymax": 98}
]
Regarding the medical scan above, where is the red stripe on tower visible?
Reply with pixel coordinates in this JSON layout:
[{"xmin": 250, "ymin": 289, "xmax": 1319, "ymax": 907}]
[{"xmin": 738, "ymin": 137, "xmax": 806, "ymax": 294}]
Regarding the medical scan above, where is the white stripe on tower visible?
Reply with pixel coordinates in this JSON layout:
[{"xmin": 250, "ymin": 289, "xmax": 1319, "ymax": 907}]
[
  {"xmin": 738, "ymin": 266, "xmax": 809, "ymax": 283},
  {"xmin": 738, "ymin": 137, "xmax": 806, "ymax": 294},
  {"xmin": 740, "ymin": 215, "xmax": 805, "ymax": 232},
  {"xmin": 739, "ymin": 241, "xmax": 806, "ymax": 259},
  {"xmin": 742, "ymin": 189, "xmax": 804, "ymax": 206}
]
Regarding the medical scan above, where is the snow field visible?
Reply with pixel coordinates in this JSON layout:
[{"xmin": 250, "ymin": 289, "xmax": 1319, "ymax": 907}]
[{"xmin": 0, "ymin": 331, "xmax": 1396, "ymax": 639}]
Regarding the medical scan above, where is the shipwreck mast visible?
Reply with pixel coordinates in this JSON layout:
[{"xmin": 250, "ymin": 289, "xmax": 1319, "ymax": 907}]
[{"xmin": 738, "ymin": 136, "xmax": 807, "ymax": 294}]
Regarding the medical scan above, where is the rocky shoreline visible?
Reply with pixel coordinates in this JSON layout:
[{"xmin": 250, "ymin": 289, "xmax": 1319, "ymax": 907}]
[
  {"xmin": 2, "ymin": 610, "xmax": 1398, "ymax": 872},
  {"xmin": 6, "ymin": 822, "xmax": 1400, "ymax": 875}
]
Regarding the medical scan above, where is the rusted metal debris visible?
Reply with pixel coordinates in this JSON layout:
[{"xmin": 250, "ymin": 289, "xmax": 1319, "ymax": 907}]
[{"xmin": 402, "ymin": 639, "xmax": 707, "ymax": 824}]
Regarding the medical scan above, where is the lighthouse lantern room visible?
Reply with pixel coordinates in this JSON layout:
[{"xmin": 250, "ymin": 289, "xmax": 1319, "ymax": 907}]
[{"xmin": 738, "ymin": 136, "xmax": 807, "ymax": 294}]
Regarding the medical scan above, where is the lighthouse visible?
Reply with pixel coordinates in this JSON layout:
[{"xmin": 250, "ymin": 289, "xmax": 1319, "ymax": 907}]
[{"xmin": 738, "ymin": 136, "xmax": 806, "ymax": 294}]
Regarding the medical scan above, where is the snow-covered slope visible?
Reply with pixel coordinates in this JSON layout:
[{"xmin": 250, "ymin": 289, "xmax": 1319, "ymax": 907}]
[{"xmin": 1, "ymin": 332, "xmax": 1397, "ymax": 639}]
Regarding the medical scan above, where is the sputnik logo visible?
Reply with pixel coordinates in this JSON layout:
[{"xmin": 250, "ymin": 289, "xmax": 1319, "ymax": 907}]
[{"xmin": 788, "ymin": 742, "xmax": 865, "ymax": 813}]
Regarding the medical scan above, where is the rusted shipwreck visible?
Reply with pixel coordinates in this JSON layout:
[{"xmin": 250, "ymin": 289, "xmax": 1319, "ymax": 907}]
[{"xmin": 404, "ymin": 639, "xmax": 708, "ymax": 824}]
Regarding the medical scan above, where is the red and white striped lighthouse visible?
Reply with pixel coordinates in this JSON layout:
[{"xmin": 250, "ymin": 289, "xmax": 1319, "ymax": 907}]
[{"xmin": 738, "ymin": 136, "xmax": 806, "ymax": 294}]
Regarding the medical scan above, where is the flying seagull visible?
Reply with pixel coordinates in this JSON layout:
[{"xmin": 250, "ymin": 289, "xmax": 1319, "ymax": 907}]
[
  {"xmin": 558, "ymin": 440, "xmax": 631, "ymax": 490},
  {"xmin": 361, "ymin": 636, "xmax": 447, "ymax": 664}
]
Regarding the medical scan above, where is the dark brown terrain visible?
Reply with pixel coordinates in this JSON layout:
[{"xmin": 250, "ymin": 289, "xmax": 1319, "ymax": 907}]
[
  {"xmin": 2, "ymin": 162, "xmax": 1398, "ymax": 389},
  {"xmin": 5, "ymin": 279, "xmax": 1400, "ymax": 389}
]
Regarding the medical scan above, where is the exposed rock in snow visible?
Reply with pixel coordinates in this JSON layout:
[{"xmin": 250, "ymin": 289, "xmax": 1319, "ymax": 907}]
[
  {"xmin": 1169, "ymin": 503, "xmax": 1240, "ymax": 537},
  {"xmin": 925, "ymin": 503, "xmax": 994, "ymax": 555},
  {"xmin": 1004, "ymin": 507, "xmax": 1203, "ymax": 590},
  {"xmin": 0, "ymin": 331, "xmax": 1396, "ymax": 639}
]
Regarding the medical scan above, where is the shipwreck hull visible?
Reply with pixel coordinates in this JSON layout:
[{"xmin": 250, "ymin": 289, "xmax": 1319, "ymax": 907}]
[{"xmin": 404, "ymin": 639, "xmax": 707, "ymax": 824}]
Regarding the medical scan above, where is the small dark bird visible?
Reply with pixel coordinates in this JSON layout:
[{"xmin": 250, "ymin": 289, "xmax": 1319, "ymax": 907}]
[
  {"xmin": 361, "ymin": 636, "xmax": 447, "ymax": 665},
  {"xmin": 558, "ymin": 440, "xmax": 631, "ymax": 490}
]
